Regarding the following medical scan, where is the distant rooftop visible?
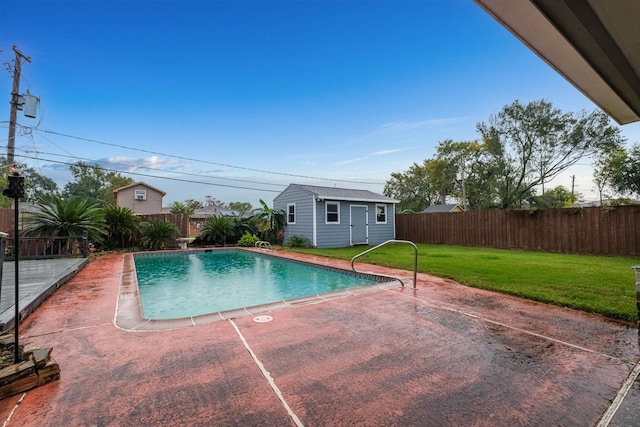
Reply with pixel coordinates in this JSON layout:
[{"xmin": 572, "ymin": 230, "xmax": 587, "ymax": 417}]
[{"xmin": 422, "ymin": 204, "xmax": 464, "ymax": 213}]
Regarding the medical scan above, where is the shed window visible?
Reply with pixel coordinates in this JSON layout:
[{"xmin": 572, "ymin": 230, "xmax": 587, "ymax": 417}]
[
  {"xmin": 134, "ymin": 190, "xmax": 147, "ymax": 201},
  {"xmin": 326, "ymin": 202, "xmax": 339, "ymax": 223},
  {"xmin": 287, "ymin": 204, "xmax": 296, "ymax": 224},
  {"xmin": 376, "ymin": 204, "xmax": 387, "ymax": 224}
]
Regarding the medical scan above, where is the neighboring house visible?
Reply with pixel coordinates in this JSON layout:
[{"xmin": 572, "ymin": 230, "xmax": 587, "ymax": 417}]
[
  {"xmin": 273, "ymin": 183, "xmax": 399, "ymax": 248},
  {"xmin": 189, "ymin": 205, "xmax": 238, "ymax": 235},
  {"xmin": 422, "ymin": 204, "xmax": 465, "ymax": 213},
  {"xmin": 114, "ymin": 182, "xmax": 166, "ymax": 215}
]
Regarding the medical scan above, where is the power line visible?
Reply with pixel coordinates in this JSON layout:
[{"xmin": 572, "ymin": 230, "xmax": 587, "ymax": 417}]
[
  {"xmin": 36, "ymin": 128, "xmax": 386, "ymax": 185},
  {"xmin": 16, "ymin": 147, "xmax": 286, "ymax": 188},
  {"xmin": 14, "ymin": 153, "xmax": 282, "ymax": 193}
]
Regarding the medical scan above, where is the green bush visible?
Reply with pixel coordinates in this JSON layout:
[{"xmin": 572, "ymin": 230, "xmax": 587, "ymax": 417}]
[
  {"xmin": 140, "ymin": 219, "xmax": 178, "ymax": 250},
  {"xmin": 237, "ymin": 232, "xmax": 260, "ymax": 247},
  {"xmin": 286, "ymin": 235, "xmax": 310, "ymax": 248}
]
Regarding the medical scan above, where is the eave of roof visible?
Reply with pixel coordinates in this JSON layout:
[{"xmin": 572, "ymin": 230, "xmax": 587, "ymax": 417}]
[{"xmin": 474, "ymin": 0, "xmax": 640, "ymax": 125}]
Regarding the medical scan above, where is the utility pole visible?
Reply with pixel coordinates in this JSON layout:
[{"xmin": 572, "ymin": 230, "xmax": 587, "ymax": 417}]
[{"xmin": 7, "ymin": 45, "xmax": 31, "ymax": 167}]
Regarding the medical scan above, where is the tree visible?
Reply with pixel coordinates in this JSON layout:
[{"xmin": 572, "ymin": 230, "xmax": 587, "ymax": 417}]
[
  {"xmin": 103, "ymin": 204, "xmax": 141, "ymax": 248},
  {"xmin": 477, "ymin": 100, "xmax": 623, "ymax": 208},
  {"xmin": 0, "ymin": 157, "xmax": 59, "ymax": 206},
  {"xmin": 62, "ymin": 161, "xmax": 134, "ymax": 205},
  {"xmin": 140, "ymin": 219, "xmax": 178, "ymax": 250},
  {"xmin": 204, "ymin": 196, "xmax": 227, "ymax": 207},
  {"xmin": 527, "ymin": 186, "xmax": 580, "ymax": 208},
  {"xmin": 476, "ymin": 99, "xmax": 624, "ymax": 208},
  {"xmin": 24, "ymin": 195, "xmax": 107, "ymax": 243},
  {"xmin": 594, "ymin": 144, "xmax": 640, "ymax": 201},
  {"xmin": 384, "ymin": 140, "xmax": 483, "ymax": 212},
  {"xmin": 229, "ymin": 213, "xmax": 258, "ymax": 242},
  {"xmin": 228, "ymin": 201, "xmax": 252, "ymax": 215},
  {"xmin": 384, "ymin": 161, "xmax": 438, "ymax": 213},
  {"xmin": 252, "ymin": 199, "xmax": 285, "ymax": 243},
  {"xmin": 431, "ymin": 139, "xmax": 486, "ymax": 209},
  {"xmin": 169, "ymin": 199, "xmax": 202, "ymax": 216},
  {"xmin": 199, "ymin": 215, "xmax": 234, "ymax": 245}
]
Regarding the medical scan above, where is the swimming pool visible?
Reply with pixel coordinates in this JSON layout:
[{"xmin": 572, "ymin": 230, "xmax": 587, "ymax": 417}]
[{"xmin": 131, "ymin": 249, "xmax": 393, "ymax": 321}]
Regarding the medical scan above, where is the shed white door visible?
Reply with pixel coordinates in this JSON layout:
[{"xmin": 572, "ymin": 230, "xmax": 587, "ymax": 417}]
[{"xmin": 350, "ymin": 205, "xmax": 368, "ymax": 245}]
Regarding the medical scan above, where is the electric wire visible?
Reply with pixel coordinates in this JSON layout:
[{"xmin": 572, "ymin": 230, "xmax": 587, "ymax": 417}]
[
  {"xmin": 34, "ymin": 128, "xmax": 386, "ymax": 185},
  {"xmin": 13, "ymin": 153, "xmax": 282, "ymax": 193},
  {"xmin": 15, "ymin": 147, "xmax": 286, "ymax": 188}
]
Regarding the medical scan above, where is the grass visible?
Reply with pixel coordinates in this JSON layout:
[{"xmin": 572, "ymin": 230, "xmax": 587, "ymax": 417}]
[{"xmin": 285, "ymin": 244, "xmax": 640, "ymax": 324}]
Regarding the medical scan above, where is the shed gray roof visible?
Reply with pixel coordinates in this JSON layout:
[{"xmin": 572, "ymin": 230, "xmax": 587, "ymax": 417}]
[
  {"xmin": 422, "ymin": 204, "xmax": 462, "ymax": 213},
  {"xmin": 289, "ymin": 184, "xmax": 398, "ymax": 203}
]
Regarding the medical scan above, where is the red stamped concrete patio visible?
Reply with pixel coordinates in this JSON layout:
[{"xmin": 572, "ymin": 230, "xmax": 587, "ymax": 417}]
[{"xmin": 0, "ymin": 250, "xmax": 638, "ymax": 426}]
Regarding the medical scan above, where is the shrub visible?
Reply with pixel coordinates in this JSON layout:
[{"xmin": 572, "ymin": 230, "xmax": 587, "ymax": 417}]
[
  {"xmin": 140, "ymin": 219, "xmax": 178, "ymax": 250},
  {"xmin": 237, "ymin": 232, "xmax": 260, "ymax": 247},
  {"xmin": 286, "ymin": 235, "xmax": 310, "ymax": 248}
]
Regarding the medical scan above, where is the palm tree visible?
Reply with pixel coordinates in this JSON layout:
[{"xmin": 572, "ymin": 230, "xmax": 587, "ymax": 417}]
[
  {"xmin": 199, "ymin": 215, "xmax": 234, "ymax": 246},
  {"xmin": 140, "ymin": 219, "xmax": 179, "ymax": 250},
  {"xmin": 24, "ymin": 195, "xmax": 107, "ymax": 243},
  {"xmin": 229, "ymin": 213, "xmax": 257, "ymax": 242},
  {"xmin": 252, "ymin": 199, "xmax": 285, "ymax": 243},
  {"xmin": 102, "ymin": 204, "xmax": 141, "ymax": 248}
]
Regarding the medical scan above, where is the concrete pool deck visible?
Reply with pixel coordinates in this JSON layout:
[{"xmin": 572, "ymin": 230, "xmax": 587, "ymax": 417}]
[{"xmin": 0, "ymin": 250, "xmax": 639, "ymax": 425}]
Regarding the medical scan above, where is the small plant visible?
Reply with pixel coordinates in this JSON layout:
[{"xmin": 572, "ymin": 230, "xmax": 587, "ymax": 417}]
[
  {"xmin": 237, "ymin": 232, "xmax": 260, "ymax": 247},
  {"xmin": 286, "ymin": 235, "xmax": 310, "ymax": 248}
]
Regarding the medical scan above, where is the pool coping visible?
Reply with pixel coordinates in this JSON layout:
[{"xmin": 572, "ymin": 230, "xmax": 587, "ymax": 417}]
[{"xmin": 115, "ymin": 247, "xmax": 399, "ymax": 331}]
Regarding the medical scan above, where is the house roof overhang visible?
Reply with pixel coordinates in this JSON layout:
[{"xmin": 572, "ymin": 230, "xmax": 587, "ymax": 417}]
[{"xmin": 474, "ymin": 0, "xmax": 640, "ymax": 125}]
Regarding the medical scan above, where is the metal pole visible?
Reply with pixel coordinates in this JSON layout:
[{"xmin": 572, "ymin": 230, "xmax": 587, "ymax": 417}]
[
  {"xmin": 0, "ymin": 233, "xmax": 6, "ymax": 311},
  {"xmin": 13, "ymin": 196, "xmax": 19, "ymax": 362}
]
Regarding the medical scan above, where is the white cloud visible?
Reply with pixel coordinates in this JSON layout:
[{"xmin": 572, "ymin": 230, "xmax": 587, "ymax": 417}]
[
  {"xmin": 350, "ymin": 117, "xmax": 471, "ymax": 144},
  {"xmin": 370, "ymin": 147, "xmax": 413, "ymax": 156},
  {"xmin": 334, "ymin": 157, "xmax": 367, "ymax": 165}
]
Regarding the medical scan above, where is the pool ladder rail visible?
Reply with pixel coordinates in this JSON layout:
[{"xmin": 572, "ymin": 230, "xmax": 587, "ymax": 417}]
[
  {"xmin": 255, "ymin": 241, "xmax": 273, "ymax": 251},
  {"xmin": 351, "ymin": 240, "xmax": 418, "ymax": 289}
]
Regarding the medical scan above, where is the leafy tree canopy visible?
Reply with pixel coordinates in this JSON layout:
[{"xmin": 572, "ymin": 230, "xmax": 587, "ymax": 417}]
[
  {"xmin": 204, "ymin": 196, "xmax": 227, "ymax": 207},
  {"xmin": 384, "ymin": 161, "xmax": 438, "ymax": 213},
  {"xmin": 594, "ymin": 143, "xmax": 640, "ymax": 202},
  {"xmin": 228, "ymin": 201, "xmax": 252, "ymax": 215},
  {"xmin": 476, "ymin": 99, "xmax": 623, "ymax": 208},
  {"xmin": 0, "ymin": 157, "xmax": 59, "ymax": 206},
  {"xmin": 387, "ymin": 99, "xmax": 625, "ymax": 211},
  {"xmin": 170, "ymin": 199, "xmax": 202, "ymax": 215},
  {"xmin": 62, "ymin": 161, "xmax": 134, "ymax": 205}
]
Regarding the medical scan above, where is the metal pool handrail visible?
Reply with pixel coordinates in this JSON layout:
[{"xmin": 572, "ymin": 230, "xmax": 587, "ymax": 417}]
[
  {"xmin": 255, "ymin": 241, "xmax": 272, "ymax": 250},
  {"xmin": 351, "ymin": 240, "xmax": 418, "ymax": 289}
]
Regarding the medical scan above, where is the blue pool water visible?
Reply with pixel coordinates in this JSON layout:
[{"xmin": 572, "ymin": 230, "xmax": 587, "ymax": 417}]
[{"xmin": 134, "ymin": 250, "xmax": 388, "ymax": 319}]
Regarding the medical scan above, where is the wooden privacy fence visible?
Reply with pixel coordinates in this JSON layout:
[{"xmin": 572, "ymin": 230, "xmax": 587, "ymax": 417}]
[
  {"xmin": 137, "ymin": 213, "xmax": 190, "ymax": 239},
  {"xmin": 395, "ymin": 206, "xmax": 640, "ymax": 256}
]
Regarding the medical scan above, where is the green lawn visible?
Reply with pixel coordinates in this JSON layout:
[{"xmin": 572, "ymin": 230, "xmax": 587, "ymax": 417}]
[{"xmin": 285, "ymin": 244, "xmax": 640, "ymax": 324}]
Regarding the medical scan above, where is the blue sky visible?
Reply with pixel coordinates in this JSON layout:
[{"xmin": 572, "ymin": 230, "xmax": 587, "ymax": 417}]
[{"xmin": 1, "ymin": 0, "xmax": 639, "ymax": 207}]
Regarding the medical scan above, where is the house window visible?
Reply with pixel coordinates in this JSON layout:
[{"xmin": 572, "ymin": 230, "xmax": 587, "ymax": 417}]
[
  {"xmin": 287, "ymin": 204, "xmax": 296, "ymax": 224},
  {"xmin": 134, "ymin": 190, "xmax": 147, "ymax": 201},
  {"xmin": 326, "ymin": 201, "xmax": 339, "ymax": 223},
  {"xmin": 376, "ymin": 204, "xmax": 387, "ymax": 224}
]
